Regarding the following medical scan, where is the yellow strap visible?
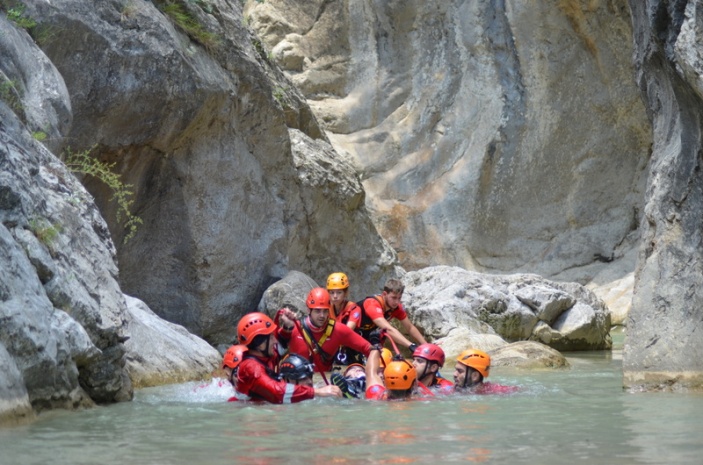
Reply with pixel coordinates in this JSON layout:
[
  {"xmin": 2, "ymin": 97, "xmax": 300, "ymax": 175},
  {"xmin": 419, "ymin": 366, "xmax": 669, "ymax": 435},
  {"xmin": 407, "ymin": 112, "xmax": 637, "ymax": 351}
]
[{"xmin": 302, "ymin": 318, "xmax": 335, "ymax": 351}]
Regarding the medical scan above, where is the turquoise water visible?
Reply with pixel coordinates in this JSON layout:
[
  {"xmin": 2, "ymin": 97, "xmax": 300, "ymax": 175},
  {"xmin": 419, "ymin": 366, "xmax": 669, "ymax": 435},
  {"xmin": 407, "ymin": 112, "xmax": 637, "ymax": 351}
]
[{"xmin": 2, "ymin": 348, "xmax": 703, "ymax": 464}]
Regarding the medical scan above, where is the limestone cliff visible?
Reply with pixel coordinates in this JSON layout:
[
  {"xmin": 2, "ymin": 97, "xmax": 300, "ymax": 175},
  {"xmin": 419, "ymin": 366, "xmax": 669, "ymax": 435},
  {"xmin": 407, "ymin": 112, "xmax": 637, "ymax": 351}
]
[
  {"xmin": 624, "ymin": 0, "xmax": 703, "ymax": 391},
  {"xmin": 246, "ymin": 0, "xmax": 652, "ymax": 277}
]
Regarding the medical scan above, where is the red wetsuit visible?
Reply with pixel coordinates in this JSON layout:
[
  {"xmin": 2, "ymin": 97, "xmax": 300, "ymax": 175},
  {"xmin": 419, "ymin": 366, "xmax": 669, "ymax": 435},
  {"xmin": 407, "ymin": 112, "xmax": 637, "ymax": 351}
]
[
  {"xmin": 333, "ymin": 301, "xmax": 362, "ymax": 328},
  {"xmin": 418, "ymin": 376, "xmax": 455, "ymax": 396},
  {"xmin": 358, "ymin": 296, "xmax": 408, "ymax": 336},
  {"xmin": 287, "ymin": 317, "xmax": 371, "ymax": 372},
  {"xmin": 365, "ymin": 384, "xmax": 387, "ymax": 401},
  {"xmin": 235, "ymin": 354, "xmax": 314, "ymax": 404}
]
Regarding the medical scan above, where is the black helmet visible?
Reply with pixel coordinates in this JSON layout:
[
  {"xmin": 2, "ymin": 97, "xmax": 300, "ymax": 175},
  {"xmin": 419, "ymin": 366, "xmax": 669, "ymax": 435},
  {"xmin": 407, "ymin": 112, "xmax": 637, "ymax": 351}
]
[{"xmin": 279, "ymin": 354, "xmax": 314, "ymax": 381}]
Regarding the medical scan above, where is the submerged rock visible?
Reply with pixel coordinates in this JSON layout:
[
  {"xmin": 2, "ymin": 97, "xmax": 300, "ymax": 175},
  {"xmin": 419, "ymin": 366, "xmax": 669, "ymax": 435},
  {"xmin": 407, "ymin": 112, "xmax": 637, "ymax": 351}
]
[{"xmin": 490, "ymin": 341, "xmax": 570, "ymax": 369}]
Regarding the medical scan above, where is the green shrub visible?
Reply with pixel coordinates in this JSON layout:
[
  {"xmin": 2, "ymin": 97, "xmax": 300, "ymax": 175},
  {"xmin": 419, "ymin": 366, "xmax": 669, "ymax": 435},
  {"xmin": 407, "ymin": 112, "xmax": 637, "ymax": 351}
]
[
  {"xmin": 0, "ymin": 77, "xmax": 23, "ymax": 114},
  {"xmin": 64, "ymin": 147, "xmax": 143, "ymax": 244},
  {"xmin": 5, "ymin": 3, "xmax": 35, "ymax": 30},
  {"xmin": 157, "ymin": 0, "xmax": 220, "ymax": 49},
  {"xmin": 29, "ymin": 217, "xmax": 61, "ymax": 247}
]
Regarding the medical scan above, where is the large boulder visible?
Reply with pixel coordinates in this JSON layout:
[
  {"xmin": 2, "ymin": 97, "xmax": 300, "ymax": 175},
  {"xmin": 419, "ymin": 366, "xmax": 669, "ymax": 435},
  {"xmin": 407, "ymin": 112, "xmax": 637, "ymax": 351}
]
[
  {"xmin": 123, "ymin": 296, "xmax": 221, "ymax": 388},
  {"xmin": 246, "ymin": 0, "xmax": 651, "ymax": 280},
  {"xmin": 23, "ymin": 0, "xmax": 397, "ymax": 344},
  {"xmin": 490, "ymin": 341, "xmax": 570, "ymax": 369},
  {"xmin": 403, "ymin": 266, "xmax": 611, "ymax": 351}
]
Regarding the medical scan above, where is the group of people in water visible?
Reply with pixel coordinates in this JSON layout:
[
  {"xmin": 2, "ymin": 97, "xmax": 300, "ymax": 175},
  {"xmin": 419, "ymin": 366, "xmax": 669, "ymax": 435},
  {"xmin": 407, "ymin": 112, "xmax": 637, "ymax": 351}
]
[{"xmin": 221, "ymin": 274, "xmax": 515, "ymax": 403}]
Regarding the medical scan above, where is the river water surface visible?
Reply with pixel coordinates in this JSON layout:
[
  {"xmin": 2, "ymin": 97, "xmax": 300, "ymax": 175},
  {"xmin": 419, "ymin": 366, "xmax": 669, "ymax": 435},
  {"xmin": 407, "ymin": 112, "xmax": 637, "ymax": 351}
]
[{"xmin": 2, "ymin": 342, "xmax": 702, "ymax": 464}]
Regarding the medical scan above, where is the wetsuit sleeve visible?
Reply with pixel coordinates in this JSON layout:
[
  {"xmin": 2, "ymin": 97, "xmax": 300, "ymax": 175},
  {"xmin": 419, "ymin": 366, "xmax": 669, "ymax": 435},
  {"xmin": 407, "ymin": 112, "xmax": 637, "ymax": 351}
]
[
  {"xmin": 365, "ymin": 384, "xmax": 386, "ymax": 400},
  {"xmin": 237, "ymin": 359, "xmax": 314, "ymax": 404},
  {"xmin": 337, "ymin": 323, "xmax": 371, "ymax": 356},
  {"xmin": 346, "ymin": 302, "xmax": 363, "ymax": 327},
  {"xmin": 287, "ymin": 327, "xmax": 311, "ymax": 360}
]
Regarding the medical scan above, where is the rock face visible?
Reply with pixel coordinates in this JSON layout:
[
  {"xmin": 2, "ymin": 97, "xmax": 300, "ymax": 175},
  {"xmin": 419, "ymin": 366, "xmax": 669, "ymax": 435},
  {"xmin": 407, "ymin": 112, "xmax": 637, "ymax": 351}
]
[
  {"xmin": 624, "ymin": 0, "xmax": 703, "ymax": 391},
  {"xmin": 0, "ymin": 9, "xmax": 221, "ymax": 421},
  {"xmin": 21, "ymin": 0, "xmax": 397, "ymax": 343},
  {"xmin": 403, "ymin": 266, "xmax": 611, "ymax": 351},
  {"xmin": 246, "ymin": 0, "xmax": 652, "ymax": 278}
]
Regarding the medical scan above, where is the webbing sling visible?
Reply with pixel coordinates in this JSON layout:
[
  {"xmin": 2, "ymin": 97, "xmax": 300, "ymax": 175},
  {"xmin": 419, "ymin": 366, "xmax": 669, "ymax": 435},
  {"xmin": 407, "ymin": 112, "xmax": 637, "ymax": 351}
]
[{"xmin": 300, "ymin": 318, "xmax": 335, "ymax": 364}]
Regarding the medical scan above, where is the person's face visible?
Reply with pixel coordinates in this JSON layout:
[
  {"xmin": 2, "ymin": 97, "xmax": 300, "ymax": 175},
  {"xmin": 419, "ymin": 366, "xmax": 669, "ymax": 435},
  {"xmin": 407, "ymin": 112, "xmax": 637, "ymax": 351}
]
[
  {"xmin": 344, "ymin": 365, "xmax": 366, "ymax": 379},
  {"xmin": 384, "ymin": 291, "xmax": 402, "ymax": 310},
  {"xmin": 329, "ymin": 289, "xmax": 347, "ymax": 306},
  {"xmin": 264, "ymin": 333, "xmax": 277, "ymax": 357},
  {"xmin": 412, "ymin": 357, "xmax": 428, "ymax": 376},
  {"xmin": 453, "ymin": 363, "xmax": 468, "ymax": 387},
  {"xmin": 309, "ymin": 307, "xmax": 330, "ymax": 328}
]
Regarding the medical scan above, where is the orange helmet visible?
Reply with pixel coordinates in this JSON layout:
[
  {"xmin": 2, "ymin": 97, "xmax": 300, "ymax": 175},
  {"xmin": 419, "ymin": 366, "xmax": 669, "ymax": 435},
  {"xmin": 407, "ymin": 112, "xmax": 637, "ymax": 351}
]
[
  {"xmin": 456, "ymin": 349, "xmax": 490, "ymax": 378},
  {"xmin": 326, "ymin": 272, "xmax": 349, "ymax": 290},
  {"xmin": 237, "ymin": 312, "xmax": 276, "ymax": 344},
  {"xmin": 380, "ymin": 348, "xmax": 393, "ymax": 368},
  {"xmin": 306, "ymin": 287, "xmax": 331, "ymax": 309},
  {"xmin": 222, "ymin": 344, "xmax": 247, "ymax": 369},
  {"xmin": 384, "ymin": 360, "xmax": 417, "ymax": 390},
  {"xmin": 413, "ymin": 343, "xmax": 445, "ymax": 367}
]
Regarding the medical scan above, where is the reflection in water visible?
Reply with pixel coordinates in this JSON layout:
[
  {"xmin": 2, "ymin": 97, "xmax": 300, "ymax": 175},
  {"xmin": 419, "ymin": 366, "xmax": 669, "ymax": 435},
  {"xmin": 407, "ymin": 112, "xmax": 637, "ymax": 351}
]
[{"xmin": 2, "ymin": 355, "xmax": 703, "ymax": 464}]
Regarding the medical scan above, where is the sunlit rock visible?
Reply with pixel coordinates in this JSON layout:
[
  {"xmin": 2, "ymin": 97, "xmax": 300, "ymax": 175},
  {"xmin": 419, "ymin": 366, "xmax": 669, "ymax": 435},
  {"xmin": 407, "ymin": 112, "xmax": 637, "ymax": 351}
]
[
  {"xmin": 247, "ymin": 0, "xmax": 651, "ymax": 280},
  {"xmin": 123, "ymin": 296, "xmax": 221, "ymax": 388},
  {"xmin": 490, "ymin": 341, "xmax": 570, "ymax": 369},
  {"xmin": 403, "ymin": 266, "xmax": 611, "ymax": 351}
]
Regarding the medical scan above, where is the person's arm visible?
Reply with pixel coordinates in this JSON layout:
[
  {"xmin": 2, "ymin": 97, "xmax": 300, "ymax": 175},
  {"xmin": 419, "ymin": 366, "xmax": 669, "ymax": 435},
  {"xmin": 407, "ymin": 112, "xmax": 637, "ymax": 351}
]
[
  {"xmin": 345, "ymin": 302, "xmax": 361, "ymax": 331},
  {"xmin": 372, "ymin": 317, "xmax": 414, "ymax": 348},
  {"xmin": 365, "ymin": 345, "xmax": 383, "ymax": 388},
  {"xmin": 240, "ymin": 361, "xmax": 315, "ymax": 404},
  {"xmin": 314, "ymin": 385, "xmax": 343, "ymax": 398},
  {"xmin": 399, "ymin": 317, "xmax": 427, "ymax": 345}
]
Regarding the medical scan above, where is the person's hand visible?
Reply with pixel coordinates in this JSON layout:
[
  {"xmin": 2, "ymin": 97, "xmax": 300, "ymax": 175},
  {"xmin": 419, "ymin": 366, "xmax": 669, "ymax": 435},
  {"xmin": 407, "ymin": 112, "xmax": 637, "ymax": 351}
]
[
  {"xmin": 368, "ymin": 328, "xmax": 386, "ymax": 345},
  {"xmin": 278, "ymin": 307, "xmax": 297, "ymax": 330},
  {"xmin": 315, "ymin": 384, "xmax": 343, "ymax": 398}
]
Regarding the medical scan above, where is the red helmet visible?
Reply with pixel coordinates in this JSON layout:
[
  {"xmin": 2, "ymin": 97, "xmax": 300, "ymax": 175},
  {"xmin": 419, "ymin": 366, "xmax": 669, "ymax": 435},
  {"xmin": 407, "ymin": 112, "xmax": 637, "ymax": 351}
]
[
  {"xmin": 237, "ymin": 312, "xmax": 276, "ymax": 344},
  {"xmin": 306, "ymin": 287, "xmax": 331, "ymax": 309},
  {"xmin": 412, "ymin": 343, "xmax": 446, "ymax": 367},
  {"xmin": 222, "ymin": 344, "xmax": 247, "ymax": 369}
]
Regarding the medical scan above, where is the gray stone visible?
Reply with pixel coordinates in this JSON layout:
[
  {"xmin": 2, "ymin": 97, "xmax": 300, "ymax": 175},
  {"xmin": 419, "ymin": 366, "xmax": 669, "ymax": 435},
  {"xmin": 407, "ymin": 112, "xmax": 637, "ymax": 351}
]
[
  {"xmin": 257, "ymin": 270, "xmax": 319, "ymax": 319},
  {"xmin": 0, "ymin": 342, "xmax": 34, "ymax": 426},
  {"xmin": 490, "ymin": 341, "xmax": 570, "ymax": 369},
  {"xmin": 403, "ymin": 266, "xmax": 611, "ymax": 351},
  {"xmin": 123, "ymin": 296, "xmax": 221, "ymax": 388}
]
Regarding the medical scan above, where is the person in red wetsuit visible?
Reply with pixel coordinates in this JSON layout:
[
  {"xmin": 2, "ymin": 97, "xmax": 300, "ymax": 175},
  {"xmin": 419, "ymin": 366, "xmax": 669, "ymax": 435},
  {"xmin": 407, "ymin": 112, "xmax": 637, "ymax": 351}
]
[
  {"xmin": 235, "ymin": 312, "xmax": 341, "ymax": 403},
  {"xmin": 327, "ymin": 272, "xmax": 365, "ymax": 365},
  {"xmin": 365, "ymin": 336, "xmax": 418, "ymax": 401},
  {"xmin": 453, "ymin": 349, "xmax": 518, "ymax": 395},
  {"xmin": 279, "ymin": 353, "xmax": 315, "ymax": 387},
  {"xmin": 285, "ymin": 287, "xmax": 371, "ymax": 373},
  {"xmin": 327, "ymin": 272, "xmax": 362, "ymax": 330},
  {"xmin": 221, "ymin": 344, "xmax": 247, "ymax": 402},
  {"xmin": 412, "ymin": 343, "xmax": 454, "ymax": 396},
  {"xmin": 358, "ymin": 278, "xmax": 427, "ymax": 354},
  {"xmin": 222, "ymin": 344, "xmax": 247, "ymax": 387}
]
